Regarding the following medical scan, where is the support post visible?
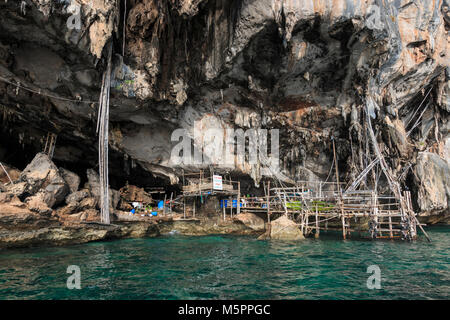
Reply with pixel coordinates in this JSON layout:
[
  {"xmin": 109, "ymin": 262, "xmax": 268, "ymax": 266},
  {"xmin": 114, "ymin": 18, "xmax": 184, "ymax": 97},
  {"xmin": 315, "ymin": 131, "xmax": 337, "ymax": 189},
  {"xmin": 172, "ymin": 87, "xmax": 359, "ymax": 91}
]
[
  {"xmin": 267, "ymin": 181, "xmax": 271, "ymax": 235},
  {"xmin": 388, "ymin": 215, "xmax": 393, "ymax": 239},
  {"xmin": 341, "ymin": 215, "xmax": 346, "ymax": 239},
  {"xmin": 183, "ymin": 194, "xmax": 186, "ymax": 219},
  {"xmin": 305, "ymin": 212, "xmax": 310, "ymax": 237},
  {"xmin": 319, "ymin": 182, "xmax": 322, "ymax": 198},
  {"xmin": 229, "ymin": 195, "xmax": 232, "ymax": 219},
  {"xmin": 97, "ymin": 42, "xmax": 113, "ymax": 225},
  {"xmin": 199, "ymin": 170, "xmax": 202, "ymax": 204},
  {"xmin": 163, "ymin": 194, "xmax": 167, "ymax": 215},
  {"xmin": 315, "ymin": 203, "xmax": 319, "ymax": 238},
  {"xmin": 237, "ymin": 181, "xmax": 241, "ymax": 215},
  {"xmin": 0, "ymin": 162, "xmax": 13, "ymax": 184},
  {"xmin": 370, "ymin": 191, "xmax": 379, "ymax": 239},
  {"xmin": 333, "ymin": 138, "xmax": 345, "ymax": 239},
  {"xmin": 223, "ymin": 199, "xmax": 226, "ymax": 221}
]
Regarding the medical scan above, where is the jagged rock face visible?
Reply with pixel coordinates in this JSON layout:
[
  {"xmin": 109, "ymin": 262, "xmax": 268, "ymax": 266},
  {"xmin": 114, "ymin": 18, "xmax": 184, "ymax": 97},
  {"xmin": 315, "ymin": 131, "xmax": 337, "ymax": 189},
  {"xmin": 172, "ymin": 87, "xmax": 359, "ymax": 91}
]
[
  {"xmin": 268, "ymin": 215, "xmax": 305, "ymax": 240},
  {"xmin": 17, "ymin": 153, "xmax": 70, "ymax": 208},
  {"xmin": 85, "ymin": 169, "xmax": 120, "ymax": 209},
  {"xmin": 0, "ymin": 1, "xmax": 449, "ymax": 215},
  {"xmin": 234, "ymin": 212, "xmax": 265, "ymax": 231},
  {"xmin": 415, "ymin": 152, "xmax": 450, "ymax": 215}
]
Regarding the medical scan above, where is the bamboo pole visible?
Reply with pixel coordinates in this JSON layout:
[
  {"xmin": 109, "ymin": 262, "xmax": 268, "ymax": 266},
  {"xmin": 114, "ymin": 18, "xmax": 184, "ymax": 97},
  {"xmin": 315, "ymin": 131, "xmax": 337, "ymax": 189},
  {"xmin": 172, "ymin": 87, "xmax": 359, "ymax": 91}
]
[
  {"xmin": 44, "ymin": 133, "xmax": 49, "ymax": 155},
  {"xmin": 0, "ymin": 161, "xmax": 13, "ymax": 184},
  {"xmin": 333, "ymin": 138, "xmax": 346, "ymax": 239},
  {"xmin": 237, "ymin": 181, "xmax": 241, "ymax": 215},
  {"xmin": 415, "ymin": 216, "xmax": 431, "ymax": 242},
  {"xmin": 229, "ymin": 195, "xmax": 232, "ymax": 219},
  {"xmin": 97, "ymin": 41, "xmax": 113, "ymax": 225},
  {"xmin": 199, "ymin": 170, "xmax": 202, "ymax": 203},
  {"xmin": 315, "ymin": 203, "xmax": 319, "ymax": 238},
  {"xmin": 163, "ymin": 194, "xmax": 167, "ymax": 215},
  {"xmin": 305, "ymin": 211, "xmax": 310, "ymax": 236},
  {"xmin": 223, "ymin": 199, "xmax": 226, "ymax": 221},
  {"xmin": 267, "ymin": 181, "xmax": 271, "ymax": 235},
  {"xmin": 388, "ymin": 215, "xmax": 393, "ymax": 239},
  {"xmin": 122, "ymin": 0, "xmax": 127, "ymax": 56}
]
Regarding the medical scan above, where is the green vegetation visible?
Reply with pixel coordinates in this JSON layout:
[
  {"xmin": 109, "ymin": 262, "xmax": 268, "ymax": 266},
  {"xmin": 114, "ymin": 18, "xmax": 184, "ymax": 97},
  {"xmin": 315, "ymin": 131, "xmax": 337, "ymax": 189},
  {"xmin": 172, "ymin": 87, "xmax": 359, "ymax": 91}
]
[{"xmin": 286, "ymin": 200, "xmax": 335, "ymax": 212}]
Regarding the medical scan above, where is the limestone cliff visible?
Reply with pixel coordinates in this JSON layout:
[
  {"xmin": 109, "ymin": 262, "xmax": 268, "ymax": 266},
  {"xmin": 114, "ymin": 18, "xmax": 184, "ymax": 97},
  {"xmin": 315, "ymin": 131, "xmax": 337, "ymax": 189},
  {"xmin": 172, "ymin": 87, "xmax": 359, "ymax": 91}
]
[{"xmin": 0, "ymin": 0, "xmax": 448, "ymax": 219}]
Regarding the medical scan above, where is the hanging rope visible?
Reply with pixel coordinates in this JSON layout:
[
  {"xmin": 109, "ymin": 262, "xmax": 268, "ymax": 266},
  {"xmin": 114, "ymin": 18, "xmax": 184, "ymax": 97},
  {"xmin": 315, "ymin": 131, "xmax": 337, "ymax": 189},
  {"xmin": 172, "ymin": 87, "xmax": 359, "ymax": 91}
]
[
  {"xmin": 0, "ymin": 75, "xmax": 99, "ymax": 105},
  {"xmin": 405, "ymin": 86, "xmax": 433, "ymax": 128},
  {"xmin": 97, "ymin": 42, "xmax": 113, "ymax": 225},
  {"xmin": 407, "ymin": 101, "xmax": 431, "ymax": 137},
  {"xmin": 0, "ymin": 162, "xmax": 13, "ymax": 185}
]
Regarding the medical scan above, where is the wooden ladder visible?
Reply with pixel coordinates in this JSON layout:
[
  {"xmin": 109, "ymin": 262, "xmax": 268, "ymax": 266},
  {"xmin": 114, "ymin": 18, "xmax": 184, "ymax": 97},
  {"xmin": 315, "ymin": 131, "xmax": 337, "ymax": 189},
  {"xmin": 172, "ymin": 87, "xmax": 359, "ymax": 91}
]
[{"xmin": 43, "ymin": 132, "xmax": 57, "ymax": 159}]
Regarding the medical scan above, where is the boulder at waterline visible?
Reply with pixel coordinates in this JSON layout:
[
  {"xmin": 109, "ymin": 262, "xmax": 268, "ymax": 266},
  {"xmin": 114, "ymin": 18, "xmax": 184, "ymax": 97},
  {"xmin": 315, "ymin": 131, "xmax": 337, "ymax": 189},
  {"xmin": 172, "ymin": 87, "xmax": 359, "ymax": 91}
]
[
  {"xmin": 415, "ymin": 152, "xmax": 450, "ymax": 215},
  {"xmin": 234, "ymin": 212, "xmax": 265, "ymax": 232},
  {"xmin": 18, "ymin": 153, "xmax": 69, "ymax": 207},
  {"xmin": 59, "ymin": 168, "xmax": 80, "ymax": 194},
  {"xmin": 269, "ymin": 215, "xmax": 305, "ymax": 241}
]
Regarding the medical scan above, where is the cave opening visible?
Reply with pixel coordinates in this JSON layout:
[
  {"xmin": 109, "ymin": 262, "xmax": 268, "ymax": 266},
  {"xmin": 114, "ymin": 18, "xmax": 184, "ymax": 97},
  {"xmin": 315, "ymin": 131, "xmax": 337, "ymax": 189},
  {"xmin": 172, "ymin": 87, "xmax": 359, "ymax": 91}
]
[{"xmin": 0, "ymin": 116, "xmax": 181, "ymax": 197}]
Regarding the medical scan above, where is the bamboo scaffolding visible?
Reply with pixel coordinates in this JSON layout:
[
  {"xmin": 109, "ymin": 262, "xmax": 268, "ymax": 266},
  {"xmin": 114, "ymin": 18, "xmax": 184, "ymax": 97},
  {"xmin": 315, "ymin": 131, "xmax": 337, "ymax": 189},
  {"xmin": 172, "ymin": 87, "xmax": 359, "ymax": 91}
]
[
  {"xmin": 244, "ymin": 177, "xmax": 418, "ymax": 241},
  {"xmin": 97, "ymin": 42, "xmax": 113, "ymax": 225}
]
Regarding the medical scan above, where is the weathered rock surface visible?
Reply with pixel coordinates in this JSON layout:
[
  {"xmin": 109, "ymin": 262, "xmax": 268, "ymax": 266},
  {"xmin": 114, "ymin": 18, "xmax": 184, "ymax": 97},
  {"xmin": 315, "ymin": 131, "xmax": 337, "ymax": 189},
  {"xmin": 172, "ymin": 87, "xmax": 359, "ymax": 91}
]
[
  {"xmin": 0, "ymin": 163, "xmax": 20, "ymax": 184},
  {"xmin": 158, "ymin": 217, "xmax": 260, "ymax": 236},
  {"xmin": 0, "ymin": 195, "xmax": 260, "ymax": 248},
  {"xmin": 119, "ymin": 184, "xmax": 152, "ymax": 203},
  {"xmin": 0, "ymin": 188, "xmax": 164, "ymax": 248},
  {"xmin": 0, "ymin": 222, "xmax": 160, "ymax": 249},
  {"xmin": 85, "ymin": 169, "xmax": 120, "ymax": 210},
  {"xmin": 66, "ymin": 190, "xmax": 90, "ymax": 205},
  {"xmin": 234, "ymin": 212, "xmax": 265, "ymax": 231},
  {"xmin": 269, "ymin": 215, "xmax": 305, "ymax": 240},
  {"xmin": 19, "ymin": 153, "xmax": 69, "ymax": 208},
  {"xmin": 59, "ymin": 168, "xmax": 80, "ymax": 194},
  {"xmin": 24, "ymin": 193, "xmax": 53, "ymax": 216},
  {"xmin": 415, "ymin": 152, "xmax": 450, "ymax": 215},
  {"xmin": 0, "ymin": 0, "xmax": 448, "ymax": 223}
]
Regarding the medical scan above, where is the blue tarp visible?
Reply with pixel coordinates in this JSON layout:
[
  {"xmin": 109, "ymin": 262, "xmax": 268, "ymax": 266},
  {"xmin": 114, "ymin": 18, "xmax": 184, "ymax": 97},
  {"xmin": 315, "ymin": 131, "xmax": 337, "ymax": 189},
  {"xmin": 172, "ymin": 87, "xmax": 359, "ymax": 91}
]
[{"xmin": 220, "ymin": 200, "xmax": 242, "ymax": 208}]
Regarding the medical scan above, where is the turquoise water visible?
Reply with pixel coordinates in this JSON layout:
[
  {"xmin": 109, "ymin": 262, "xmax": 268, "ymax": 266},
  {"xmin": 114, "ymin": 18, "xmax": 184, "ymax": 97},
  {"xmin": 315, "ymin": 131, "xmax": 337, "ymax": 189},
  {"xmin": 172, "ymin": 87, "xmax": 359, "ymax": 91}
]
[{"xmin": 0, "ymin": 227, "xmax": 449, "ymax": 299}]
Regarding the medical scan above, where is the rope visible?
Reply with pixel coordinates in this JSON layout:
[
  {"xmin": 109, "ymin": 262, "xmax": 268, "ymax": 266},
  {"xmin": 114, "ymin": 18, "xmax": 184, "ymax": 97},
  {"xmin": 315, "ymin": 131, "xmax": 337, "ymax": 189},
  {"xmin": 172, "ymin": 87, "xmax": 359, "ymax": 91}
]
[
  {"xmin": 324, "ymin": 154, "xmax": 334, "ymax": 183},
  {"xmin": 407, "ymin": 101, "xmax": 431, "ymax": 137},
  {"xmin": 97, "ymin": 42, "xmax": 113, "ymax": 225},
  {"xmin": 405, "ymin": 87, "xmax": 433, "ymax": 127},
  {"xmin": 0, "ymin": 162, "xmax": 13, "ymax": 185},
  {"xmin": 304, "ymin": 214, "xmax": 340, "ymax": 226},
  {"xmin": 0, "ymin": 75, "xmax": 99, "ymax": 105}
]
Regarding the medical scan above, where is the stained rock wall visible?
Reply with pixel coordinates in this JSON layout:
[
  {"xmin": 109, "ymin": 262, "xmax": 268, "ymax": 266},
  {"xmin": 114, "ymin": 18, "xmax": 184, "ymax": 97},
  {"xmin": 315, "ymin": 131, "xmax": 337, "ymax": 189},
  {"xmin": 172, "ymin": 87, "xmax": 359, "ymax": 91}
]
[{"xmin": 0, "ymin": 0, "xmax": 448, "ymax": 217}]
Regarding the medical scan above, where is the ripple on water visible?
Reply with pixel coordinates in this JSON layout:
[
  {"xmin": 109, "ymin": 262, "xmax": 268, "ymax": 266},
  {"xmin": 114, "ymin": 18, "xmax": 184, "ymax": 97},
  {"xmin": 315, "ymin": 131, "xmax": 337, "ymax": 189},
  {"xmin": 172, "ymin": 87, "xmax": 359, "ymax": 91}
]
[{"xmin": 0, "ymin": 227, "xmax": 449, "ymax": 299}]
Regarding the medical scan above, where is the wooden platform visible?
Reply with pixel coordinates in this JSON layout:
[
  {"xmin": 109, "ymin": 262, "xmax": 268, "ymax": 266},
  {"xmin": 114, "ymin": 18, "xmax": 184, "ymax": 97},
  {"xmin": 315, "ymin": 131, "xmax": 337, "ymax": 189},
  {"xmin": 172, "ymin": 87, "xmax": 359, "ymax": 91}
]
[
  {"xmin": 177, "ymin": 171, "xmax": 424, "ymax": 241},
  {"xmin": 182, "ymin": 181, "xmax": 235, "ymax": 194},
  {"xmin": 240, "ymin": 181, "xmax": 420, "ymax": 241}
]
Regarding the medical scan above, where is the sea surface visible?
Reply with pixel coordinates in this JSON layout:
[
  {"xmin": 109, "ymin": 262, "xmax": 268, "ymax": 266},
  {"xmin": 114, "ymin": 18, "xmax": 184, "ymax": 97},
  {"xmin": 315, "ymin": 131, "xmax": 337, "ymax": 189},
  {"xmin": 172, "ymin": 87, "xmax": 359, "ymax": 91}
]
[{"xmin": 0, "ymin": 227, "xmax": 449, "ymax": 299}]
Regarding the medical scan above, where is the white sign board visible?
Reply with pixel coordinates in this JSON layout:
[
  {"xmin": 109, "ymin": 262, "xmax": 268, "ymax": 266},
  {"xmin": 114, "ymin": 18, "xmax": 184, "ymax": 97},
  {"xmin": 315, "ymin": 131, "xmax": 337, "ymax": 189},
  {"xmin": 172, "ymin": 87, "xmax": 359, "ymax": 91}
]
[{"xmin": 213, "ymin": 175, "xmax": 223, "ymax": 190}]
